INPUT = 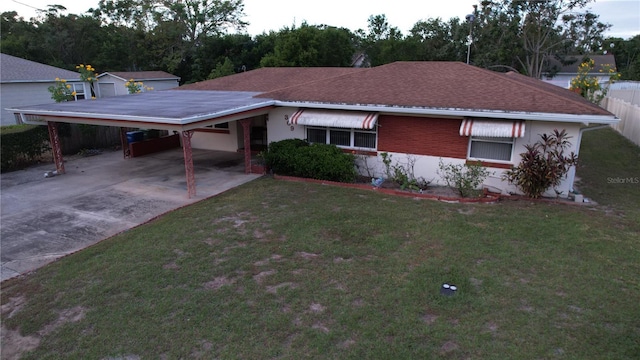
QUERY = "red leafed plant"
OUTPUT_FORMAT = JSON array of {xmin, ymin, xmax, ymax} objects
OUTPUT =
[{"xmin": 504, "ymin": 129, "xmax": 578, "ymax": 198}]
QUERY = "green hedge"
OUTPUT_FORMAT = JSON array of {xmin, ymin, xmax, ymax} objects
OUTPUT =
[
  {"xmin": 264, "ymin": 139, "xmax": 356, "ymax": 183},
  {"xmin": 1, "ymin": 125, "xmax": 50, "ymax": 172}
]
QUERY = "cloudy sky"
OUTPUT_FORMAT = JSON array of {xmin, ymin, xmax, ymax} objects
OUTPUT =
[{"xmin": 2, "ymin": 0, "xmax": 638, "ymax": 39}]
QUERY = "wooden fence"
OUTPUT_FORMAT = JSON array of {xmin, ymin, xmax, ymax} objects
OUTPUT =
[
  {"xmin": 603, "ymin": 97, "xmax": 640, "ymax": 147},
  {"xmin": 59, "ymin": 124, "xmax": 122, "ymax": 155}
]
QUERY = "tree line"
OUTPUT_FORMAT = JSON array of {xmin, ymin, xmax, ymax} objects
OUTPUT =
[{"xmin": 1, "ymin": 0, "xmax": 638, "ymax": 85}]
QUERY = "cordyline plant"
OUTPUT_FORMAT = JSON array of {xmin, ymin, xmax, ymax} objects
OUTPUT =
[{"xmin": 504, "ymin": 129, "xmax": 578, "ymax": 198}]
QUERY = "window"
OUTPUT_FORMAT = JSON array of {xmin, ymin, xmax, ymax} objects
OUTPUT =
[
  {"xmin": 306, "ymin": 127, "xmax": 377, "ymax": 150},
  {"xmin": 469, "ymin": 136, "xmax": 514, "ymax": 162},
  {"xmin": 72, "ymin": 83, "xmax": 85, "ymax": 100}
]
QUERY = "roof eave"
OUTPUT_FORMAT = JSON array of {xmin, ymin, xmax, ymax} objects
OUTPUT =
[
  {"xmin": 273, "ymin": 101, "xmax": 619, "ymax": 125},
  {"xmin": 8, "ymin": 100, "xmax": 276, "ymax": 128}
]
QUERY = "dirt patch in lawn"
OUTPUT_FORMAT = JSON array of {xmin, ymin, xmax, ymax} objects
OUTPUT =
[{"xmin": 1, "ymin": 304, "xmax": 87, "ymax": 360}]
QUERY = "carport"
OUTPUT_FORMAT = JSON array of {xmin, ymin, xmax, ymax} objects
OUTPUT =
[{"xmin": 10, "ymin": 90, "xmax": 276, "ymax": 198}]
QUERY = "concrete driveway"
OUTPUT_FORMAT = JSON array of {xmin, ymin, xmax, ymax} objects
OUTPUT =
[{"xmin": 0, "ymin": 148, "xmax": 262, "ymax": 282}]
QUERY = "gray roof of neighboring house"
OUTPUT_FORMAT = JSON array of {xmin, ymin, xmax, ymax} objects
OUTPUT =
[
  {"xmin": 0, "ymin": 53, "xmax": 81, "ymax": 83},
  {"xmin": 99, "ymin": 71, "xmax": 180, "ymax": 81},
  {"xmin": 546, "ymin": 54, "xmax": 617, "ymax": 75}
]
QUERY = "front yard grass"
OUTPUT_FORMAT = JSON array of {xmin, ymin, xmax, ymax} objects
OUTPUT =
[{"xmin": 1, "ymin": 129, "xmax": 639, "ymax": 359}]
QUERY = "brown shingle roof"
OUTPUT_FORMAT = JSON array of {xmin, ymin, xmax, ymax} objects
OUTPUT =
[
  {"xmin": 256, "ymin": 61, "xmax": 611, "ymax": 116},
  {"xmin": 177, "ymin": 67, "xmax": 364, "ymax": 92},
  {"xmin": 103, "ymin": 71, "xmax": 180, "ymax": 81}
]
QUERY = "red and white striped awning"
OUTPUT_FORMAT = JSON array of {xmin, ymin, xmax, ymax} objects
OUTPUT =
[
  {"xmin": 460, "ymin": 119, "xmax": 525, "ymax": 138},
  {"xmin": 288, "ymin": 109, "xmax": 378, "ymax": 129}
]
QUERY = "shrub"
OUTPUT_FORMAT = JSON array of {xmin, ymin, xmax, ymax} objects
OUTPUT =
[
  {"xmin": 437, "ymin": 159, "xmax": 492, "ymax": 198},
  {"xmin": 504, "ymin": 129, "xmax": 578, "ymax": 198},
  {"xmin": 381, "ymin": 152, "xmax": 430, "ymax": 191},
  {"xmin": 264, "ymin": 139, "xmax": 356, "ymax": 182},
  {"xmin": 1, "ymin": 125, "xmax": 50, "ymax": 172},
  {"xmin": 264, "ymin": 138, "xmax": 309, "ymax": 175}
]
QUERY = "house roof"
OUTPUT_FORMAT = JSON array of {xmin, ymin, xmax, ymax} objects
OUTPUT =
[
  {"xmin": 546, "ymin": 54, "xmax": 617, "ymax": 75},
  {"xmin": 99, "ymin": 71, "xmax": 180, "ymax": 81},
  {"xmin": 177, "ymin": 67, "xmax": 363, "ymax": 92},
  {"xmin": 256, "ymin": 61, "xmax": 611, "ymax": 117},
  {"xmin": 9, "ymin": 61, "xmax": 617, "ymax": 128},
  {"xmin": 0, "ymin": 53, "xmax": 81, "ymax": 83}
]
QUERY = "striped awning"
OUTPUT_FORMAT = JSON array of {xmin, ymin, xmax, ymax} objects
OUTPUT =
[
  {"xmin": 288, "ymin": 109, "xmax": 378, "ymax": 129},
  {"xmin": 460, "ymin": 119, "xmax": 525, "ymax": 138}
]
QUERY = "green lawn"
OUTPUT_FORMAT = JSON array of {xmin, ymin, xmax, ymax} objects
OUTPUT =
[{"xmin": 2, "ymin": 129, "xmax": 639, "ymax": 359}]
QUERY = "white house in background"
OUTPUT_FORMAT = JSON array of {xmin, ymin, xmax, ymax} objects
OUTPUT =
[
  {"xmin": 96, "ymin": 71, "xmax": 180, "ymax": 97},
  {"xmin": 0, "ymin": 53, "xmax": 88, "ymax": 125},
  {"xmin": 542, "ymin": 54, "xmax": 617, "ymax": 88}
]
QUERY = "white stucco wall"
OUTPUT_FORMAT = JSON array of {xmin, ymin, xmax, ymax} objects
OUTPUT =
[{"xmin": 267, "ymin": 107, "xmax": 306, "ymax": 143}]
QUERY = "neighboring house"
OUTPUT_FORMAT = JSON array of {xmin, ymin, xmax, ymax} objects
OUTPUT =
[
  {"xmin": 542, "ymin": 54, "xmax": 617, "ymax": 88},
  {"xmin": 0, "ymin": 53, "xmax": 88, "ymax": 125},
  {"xmin": 96, "ymin": 71, "xmax": 180, "ymax": 97},
  {"xmin": 10, "ymin": 62, "xmax": 617, "ymax": 198}
]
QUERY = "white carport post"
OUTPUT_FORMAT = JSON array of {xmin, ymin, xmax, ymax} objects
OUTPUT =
[{"xmin": 181, "ymin": 130, "xmax": 197, "ymax": 198}]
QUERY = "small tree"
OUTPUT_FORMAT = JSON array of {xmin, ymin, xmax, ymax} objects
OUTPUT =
[
  {"xmin": 125, "ymin": 79, "xmax": 153, "ymax": 94},
  {"xmin": 76, "ymin": 64, "xmax": 99, "ymax": 98},
  {"xmin": 504, "ymin": 129, "xmax": 578, "ymax": 198},
  {"xmin": 48, "ymin": 78, "xmax": 75, "ymax": 103},
  {"xmin": 569, "ymin": 59, "xmax": 621, "ymax": 105},
  {"xmin": 437, "ymin": 159, "xmax": 492, "ymax": 198}
]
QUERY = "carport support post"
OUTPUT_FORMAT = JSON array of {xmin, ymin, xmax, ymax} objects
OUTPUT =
[
  {"xmin": 239, "ymin": 118, "xmax": 252, "ymax": 174},
  {"xmin": 47, "ymin": 121, "xmax": 65, "ymax": 174},
  {"xmin": 181, "ymin": 130, "xmax": 197, "ymax": 198},
  {"xmin": 119, "ymin": 127, "xmax": 131, "ymax": 158}
]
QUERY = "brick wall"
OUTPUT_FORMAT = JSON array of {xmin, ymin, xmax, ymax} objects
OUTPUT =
[{"xmin": 378, "ymin": 115, "xmax": 468, "ymax": 159}]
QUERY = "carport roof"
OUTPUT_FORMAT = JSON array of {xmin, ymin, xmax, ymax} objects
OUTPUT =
[{"xmin": 10, "ymin": 90, "xmax": 275, "ymax": 129}]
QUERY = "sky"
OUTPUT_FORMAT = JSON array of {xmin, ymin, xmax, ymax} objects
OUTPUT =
[{"xmin": 2, "ymin": 0, "xmax": 639, "ymax": 39}]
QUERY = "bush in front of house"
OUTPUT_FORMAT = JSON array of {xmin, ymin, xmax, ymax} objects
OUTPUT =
[
  {"xmin": 264, "ymin": 139, "xmax": 357, "ymax": 182},
  {"xmin": 1, "ymin": 124, "xmax": 50, "ymax": 172},
  {"xmin": 437, "ymin": 159, "xmax": 492, "ymax": 198},
  {"xmin": 504, "ymin": 129, "xmax": 578, "ymax": 198}
]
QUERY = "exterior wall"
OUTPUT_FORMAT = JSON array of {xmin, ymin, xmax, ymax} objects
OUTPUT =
[
  {"xmin": 268, "ymin": 107, "xmax": 306, "ymax": 143},
  {"xmin": 191, "ymin": 125, "xmax": 240, "ymax": 152},
  {"xmin": 378, "ymin": 115, "xmax": 468, "ymax": 158},
  {"xmin": 264, "ymin": 109, "xmax": 582, "ymax": 198},
  {"xmin": 543, "ymin": 74, "xmax": 612, "ymax": 89},
  {"xmin": 1, "ymin": 81, "xmax": 85, "ymax": 125},
  {"xmin": 96, "ymin": 75, "xmax": 179, "ymax": 97}
]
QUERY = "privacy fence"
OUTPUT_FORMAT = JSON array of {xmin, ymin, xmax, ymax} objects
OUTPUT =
[{"xmin": 603, "ymin": 96, "xmax": 640, "ymax": 147}]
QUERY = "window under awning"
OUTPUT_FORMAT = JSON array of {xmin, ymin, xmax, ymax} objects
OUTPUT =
[
  {"xmin": 288, "ymin": 109, "xmax": 378, "ymax": 129},
  {"xmin": 460, "ymin": 119, "xmax": 525, "ymax": 138}
]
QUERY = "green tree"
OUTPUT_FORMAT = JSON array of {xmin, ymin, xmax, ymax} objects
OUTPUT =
[
  {"xmin": 472, "ymin": 0, "xmax": 610, "ymax": 77},
  {"xmin": 260, "ymin": 23, "xmax": 355, "ymax": 67},
  {"xmin": 207, "ymin": 57, "xmax": 235, "ymax": 79}
]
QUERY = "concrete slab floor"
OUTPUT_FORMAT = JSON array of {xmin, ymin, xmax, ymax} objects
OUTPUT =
[{"xmin": 0, "ymin": 148, "xmax": 262, "ymax": 282}]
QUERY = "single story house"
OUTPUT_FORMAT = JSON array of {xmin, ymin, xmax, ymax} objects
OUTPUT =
[
  {"xmin": 8, "ymin": 61, "xmax": 617, "ymax": 198},
  {"xmin": 542, "ymin": 54, "xmax": 617, "ymax": 88},
  {"xmin": 96, "ymin": 71, "xmax": 180, "ymax": 97},
  {"xmin": 0, "ymin": 53, "xmax": 88, "ymax": 125}
]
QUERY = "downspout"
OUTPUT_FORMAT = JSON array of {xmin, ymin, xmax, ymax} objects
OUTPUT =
[{"xmin": 568, "ymin": 124, "xmax": 612, "ymax": 193}]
